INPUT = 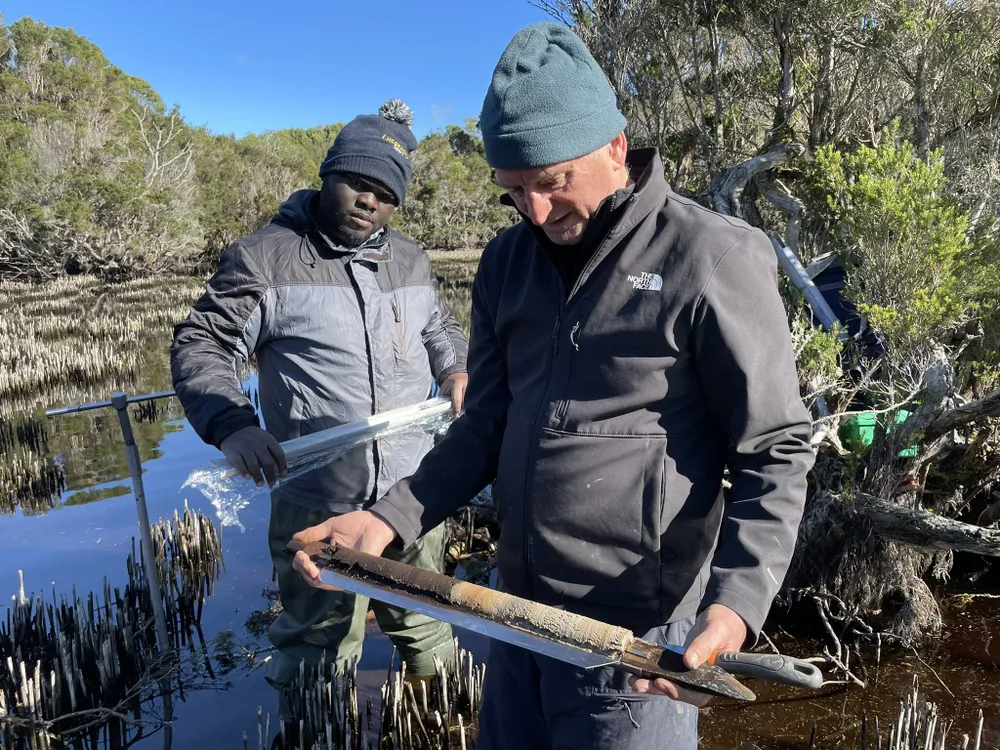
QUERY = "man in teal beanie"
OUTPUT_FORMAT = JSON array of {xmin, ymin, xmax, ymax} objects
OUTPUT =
[{"xmin": 291, "ymin": 22, "xmax": 814, "ymax": 749}]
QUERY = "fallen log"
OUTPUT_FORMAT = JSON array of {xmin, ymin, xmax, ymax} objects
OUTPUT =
[
  {"xmin": 859, "ymin": 494, "xmax": 1000, "ymax": 557},
  {"xmin": 923, "ymin": 387, "xmax": 1000, "ymax": 443}
]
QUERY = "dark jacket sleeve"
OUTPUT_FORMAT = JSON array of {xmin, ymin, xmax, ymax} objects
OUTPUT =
[
  {"xmin": 418, "ymin": 255, "xmax": 469, "ymax": 381},
  {"xmin": 371, "ymin": 250, "xmax": 509, "ymax": 547},
  {"xmin": 692, "ymin": 228, "xmax": 815, "ymax": 640},
  {"xmin": 170, "ymin": 242, "xmax": 268, "ymax": 448}
]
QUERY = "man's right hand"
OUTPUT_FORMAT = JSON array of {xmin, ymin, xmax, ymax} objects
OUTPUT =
[
  {"xmin": 219, "ymin": 426, "xmax": 287, "ymax": 487},
  {"xmin": 291, "ymin": 510, "xmax": 397, "ymax": 589}
]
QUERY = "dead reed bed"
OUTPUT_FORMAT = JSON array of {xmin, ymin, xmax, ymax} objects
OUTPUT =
[
  {"xmin": 804, "ymin": 677, "xmax": 988, "ymax": 750},
  {"xmin": 0, "ymin": 506, "xmax": 224, "ymax": 748},
  {"xmin": 443, "ymin": 499, "xmax": 497, "ymax": 587},
  {"xmin": 0, "ymin": 398, "xmax": 185, "ymax": 517},
  {"xmin": 253, "ymin": 646, "xmax": 988, "ymax": 750},
  {"xmin": 0, "ymin": 275, "xmax": 203, "ymax": 412},
  {"xmin": 427, "ymin": 250, "xmax": 480, "ymax": 335},
  {"xmin": 874, "ymin": 678, "xmax": 985, "ymax": 750},
  {"xmin": 151, "ymin": 500, "xmax": 225, "ymax": 646},
  {"xmin": 253, "ymin": 640, "xmax": 484, "ymax": 750},
  {"xmin": 0, "ymin": 275, "xmax": 199, "ymax": 516},
  {"xmin": 0, "ymin": 413, "xmax": 66, "ymax": 516}
]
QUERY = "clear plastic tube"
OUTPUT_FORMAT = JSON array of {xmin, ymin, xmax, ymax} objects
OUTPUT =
[{"xmin": 182, "ymin": 398, "xmax": 456, "ymax": 530}]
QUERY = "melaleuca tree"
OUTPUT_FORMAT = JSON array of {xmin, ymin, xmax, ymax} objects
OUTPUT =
[{"xmin": 395, "ymin": 121, "xmax": 515, "ymax": 250}]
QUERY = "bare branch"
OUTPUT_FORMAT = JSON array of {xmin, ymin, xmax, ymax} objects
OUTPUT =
[
  {"xmin": 705, "ymin": 141, "xmax": 805, "ymax": 219},
  {"xmin": 923, "ymin": 389, "xmax": 1000, "ymax": 443},
  {"xmin": 758, "ymin": 177, "xmax": 804, "ymax": 253},
  {"xmin": 812, "ymin": 595, "xmax": 867, "ymax": 688}
]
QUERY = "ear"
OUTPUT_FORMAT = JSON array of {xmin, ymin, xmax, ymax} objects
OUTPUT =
[{"xmin": 608, "ymin": 131, "xmax": 628, "ymax": 167}]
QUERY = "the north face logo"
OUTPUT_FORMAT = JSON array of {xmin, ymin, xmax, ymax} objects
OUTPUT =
[{"xmin": 627, "ymin": 272, "xmax": 663, "ymax": 291}]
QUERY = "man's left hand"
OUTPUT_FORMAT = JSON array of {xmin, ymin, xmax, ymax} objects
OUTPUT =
[
  {"xmin": 440, "ymin": 372, "xmax": 468, "ymax": 415},
  {"xmin": 629, "ymin": 604, "xmax": 748, "ymax": 707}
]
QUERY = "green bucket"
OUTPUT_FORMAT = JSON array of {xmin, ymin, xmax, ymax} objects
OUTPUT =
[{"xmin": 838, "ymin": 409, "xmax": 918, "ymax": 458}]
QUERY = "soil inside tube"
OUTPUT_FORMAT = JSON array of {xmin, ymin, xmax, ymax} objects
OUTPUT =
[{"xmin": 317, "ymin": 543, "xmax": 636, "ymax": 657}]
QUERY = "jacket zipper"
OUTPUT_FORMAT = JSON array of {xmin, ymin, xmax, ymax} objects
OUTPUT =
[
  {"xmin": 346, "ymin": 262, "xmax": 380, "ymax": 505},
  {"xmin": 551, "ymin": 227, "xmax": 620, "ymax": 423},
  {"xmin": 553, "ymin": 319, "xmax": 582, "ymax": 423},
  {"xmin": 518, "ymin": 287, "xmax": 566, "ymax": 595},
  {"xmin": 566, "ymin": 193, "xmax": 638, "ymax": 302},
  {"xmin": 519, "ymin": 221, "xmax": 630, "ymax": 593}
]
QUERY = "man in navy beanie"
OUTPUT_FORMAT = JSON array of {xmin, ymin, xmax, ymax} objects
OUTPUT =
[
  {"xmin": 171, "ymin": 100, "xmax": 469, "ymax": 734},
  {"xmin": 292, "ymin": 24, "xmax": 814, "ymax": 749}
]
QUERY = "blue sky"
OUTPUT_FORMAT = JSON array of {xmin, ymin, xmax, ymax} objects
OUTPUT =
[{"xmin": 4, "ymin": 0, "xmax": 553, "ymax": 139}]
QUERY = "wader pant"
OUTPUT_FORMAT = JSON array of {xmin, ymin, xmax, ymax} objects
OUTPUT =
[
  {"xmin": 476, "ymin": 616, "xmax": 698, "ymax": 750},
  {"xmin": 265, "ymin": 497, "xmax": 454, "ymax": 716}
]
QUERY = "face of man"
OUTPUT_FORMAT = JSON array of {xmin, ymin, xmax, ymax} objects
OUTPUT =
[
  {"xmin": 317, "ymin": 172, "xmax": 398, "ymax": 247},
  {"xmin": 494, "ymin": 132, "xmax": 629, "ymax": 246}
]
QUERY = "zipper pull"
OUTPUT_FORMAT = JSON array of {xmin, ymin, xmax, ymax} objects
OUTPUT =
[
  {"xmin": 391, "ymin": 298, "xmax": 401, "ymax": 322},
  {"xmin": 570, "ymin": 321, "xmax": 581, "ymax": 351}
]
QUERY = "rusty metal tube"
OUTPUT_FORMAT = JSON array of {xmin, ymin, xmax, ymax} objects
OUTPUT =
[{"xmin": 294, "ymin": 542, "xmax": 634, "ymax": 658}]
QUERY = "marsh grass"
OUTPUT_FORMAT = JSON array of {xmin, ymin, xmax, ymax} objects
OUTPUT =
[
  {"xmin": 261, "ymin": 639, "xmax": 484, "ymax": 750},
  {"xmin": 0, "ymin": 506, "xmax": 225, "ymax": 748},
  {"xmin": 0, "ymin": 258, "xmax": 477, "ymax": 412},
  {"xmin": 0, "ymin": 276, "xmax": 204, "ymax": 412},
  {"xmin": 0, "ymin": 276, "xmax": 203, "ymax": 515},
  {"xmin": 0, "ymin": 257, "xmax": 476, "ymax": 516},
  {"xmin": 429, "ymin": 249, "xmax": 480, "ymax": 335}
]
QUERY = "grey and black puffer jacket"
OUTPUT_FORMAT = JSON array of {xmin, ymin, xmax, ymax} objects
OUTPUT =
[{"xmin": 171, "ymin": 190, "xmax": 468, "ymax": 512}]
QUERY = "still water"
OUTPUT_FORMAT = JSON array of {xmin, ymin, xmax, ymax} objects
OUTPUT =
[
  {"xmin": 1, "ymin": 370, "xmax": 285, "ymax": 747},
  {"xmin": 0, "ymin": 280, "xmax": 997, "ymax": 749}
]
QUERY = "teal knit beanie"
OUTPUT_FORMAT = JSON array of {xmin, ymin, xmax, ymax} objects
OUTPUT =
[{"xmin": 480, "ymin": 22, "xmax": 627, "ymax": 170}]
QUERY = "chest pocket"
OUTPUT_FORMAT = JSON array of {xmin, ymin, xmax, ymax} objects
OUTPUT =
[{"xmin": 390, "ymin": 294, "xmax": 408, "ymax": 361}]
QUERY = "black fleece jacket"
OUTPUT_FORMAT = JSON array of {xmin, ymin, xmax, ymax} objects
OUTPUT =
[{"xmin": 372, "ymin": 149, "xmax": 815, "ymax": 638}]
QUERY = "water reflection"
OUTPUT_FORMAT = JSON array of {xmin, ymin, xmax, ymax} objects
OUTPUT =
[
  {"xmin": 0, "ymin": 276, "xmax": 279, "ymax": 748},
  {"xmin": 0, "ymin": 506, "xmax": 225, "ymax": 750},
  {"xmin": 0, "ymin": 277, "xmax": 996, "ymax": 749},
  {"xmin": 0, "ymin": 277, "xmax": 202, "ymax": 518}
]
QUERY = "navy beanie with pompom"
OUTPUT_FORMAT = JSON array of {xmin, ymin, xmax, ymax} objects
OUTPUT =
[{"xmin": 319, "ymin": 99, "xmax": 418, "ymax": 204}]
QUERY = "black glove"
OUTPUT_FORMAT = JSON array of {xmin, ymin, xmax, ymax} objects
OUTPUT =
[{"xmin": 219, "ymin": 426, "xmax": 288, "ymax": 487}]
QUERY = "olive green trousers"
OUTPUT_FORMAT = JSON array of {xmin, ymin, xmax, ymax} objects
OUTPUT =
[{"xmin": 264, "ymin": 497, "xmax": 454, "ymax": 712}]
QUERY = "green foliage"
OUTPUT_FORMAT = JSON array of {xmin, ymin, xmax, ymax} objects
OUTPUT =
[
  {"xmin": 956, "ymin": 234, "xmax": 1000, "ymax": 389},
  {"xmin": 191, "ymin": 127, "xmax": 322, "ymax": 261},
  {"xmin": 958, "ymin": 233, "xmax": 1000, "ymax": 310},
  {"xmin": 265, "ymin": 124, "xmax": 344, "ymax": 187},
  {"xmin": 395, "ymin": 120, "xmax": 515, "ymax": 250},
  {"xmin": 797, "ymin": 318, "xmax": 845, "ymax": 387},
  {"xmin": 805, "ymin": 123, "xmax": 970, "ymax": 351},
  {"xmin": 0, "ymin": 119, "xmax": 33, "ymax": 207},
  {"xmin": 0, "ymin": 18, "xmax": 198, "ymax": 277},
  {"xmin": 0, "ymin": 17, "xmax": 510, "ymax": 280}
]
